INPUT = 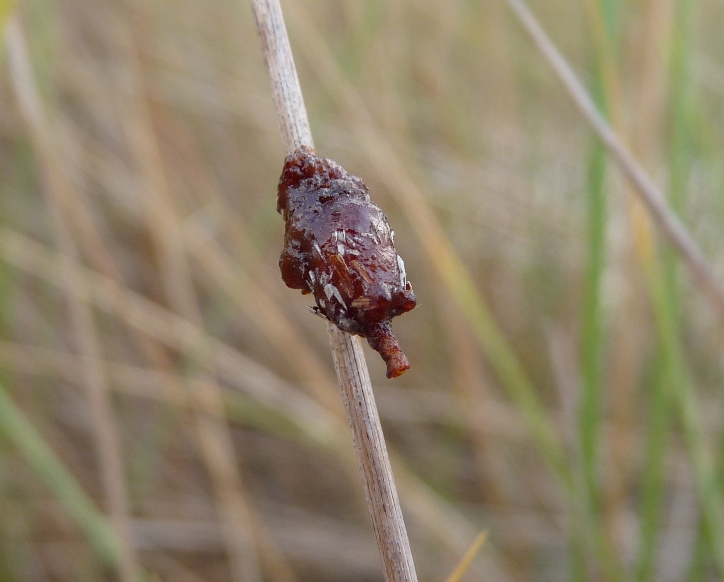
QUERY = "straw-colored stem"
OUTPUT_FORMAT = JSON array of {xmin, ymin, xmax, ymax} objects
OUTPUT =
[
  {"xmin": 249, "ymin": 0, "xmax": 313, "ymax": 153},
  {"xmin": 327, "ymin": 325, "xmax": 418, "ymax": 581},
  {"xmin": 248, "ymin": 0, "xmax": 418, "ymax": 579}
]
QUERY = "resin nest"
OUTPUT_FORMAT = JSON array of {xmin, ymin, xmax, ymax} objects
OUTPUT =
[{"xmin": 277, "ymin": 146, "xmax": 417, "ymax": 378}]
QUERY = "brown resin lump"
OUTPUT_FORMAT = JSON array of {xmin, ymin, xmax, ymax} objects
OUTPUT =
[{"xmin": 277, "ymin": 146, "xmax": 417, "ymax": 378}]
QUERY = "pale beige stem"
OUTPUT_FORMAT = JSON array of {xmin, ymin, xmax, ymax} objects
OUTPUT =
[
  {"xmin": 249, "ymin": 0, "xmax": 314, "ymax": 153},
  {"xmin": 249, "ymin": 0, "xmax": 418, "ymax": 579},
  {"xmin": 327, "ymin": 325, "xmax": 418, "ymax": 581}
]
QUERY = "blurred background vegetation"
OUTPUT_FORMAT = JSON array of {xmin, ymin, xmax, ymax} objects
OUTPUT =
[{"xmin": 0, "ymin": 0, "xmax": 723, "ymax": 580}]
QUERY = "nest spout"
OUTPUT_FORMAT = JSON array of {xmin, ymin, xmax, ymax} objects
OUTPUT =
[{"xmin": 365, "ymin": 321, "xmax": 410, "ymax": 378}]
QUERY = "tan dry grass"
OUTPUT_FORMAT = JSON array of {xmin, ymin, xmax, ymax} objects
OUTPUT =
[{"xmin": 0, "ymin": 0, "xmax": 723, "ymax": 580}]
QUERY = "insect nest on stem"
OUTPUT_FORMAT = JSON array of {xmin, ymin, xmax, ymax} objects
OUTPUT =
[{"xmin": 277, "ymin": 146, "xmax": 417, "ymax": 378}]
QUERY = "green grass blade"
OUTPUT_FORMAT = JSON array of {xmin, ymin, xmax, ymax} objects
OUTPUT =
[
  {"xmin": 635, "ymin": 265, "xmax": 674, "ymax": 582},
  {"xmin": 0, "ymin": 385, "xmax": 122, "ymax": 568},
  {"xmin": 574, "ymin": 137, "xmax": 607, "ymax": 582},
  {"xmin": 577, "ymin": 4, "xmax": 629, "ymax": 579},
  {"xmin": 579, "ymin": 126, "xmax": 606, "ymax": 518},
  {"xmin": 666, "ymin": 0, "xmax": 724, "ymax": 577}
]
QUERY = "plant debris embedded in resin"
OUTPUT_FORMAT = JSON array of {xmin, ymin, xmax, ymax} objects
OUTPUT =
[{"xmin": 277, "ymin": 146, "xmax": 417, "ymax": 378}]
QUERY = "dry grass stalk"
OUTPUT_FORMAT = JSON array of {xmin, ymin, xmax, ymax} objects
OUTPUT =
[
  {"xmin": 117, "ymin": 10, "xmax": 266, "ymax": 579},
  {"xmin": 5, "ymin": 16, "xmax": 140, "ymax": 582},
  {"xmin": 444, "ymin": 531, "xmax": 488, "ymax": 582},
  {"xmin": 248, "ymin": 0, "xmax": 418, "ymax": 580}
]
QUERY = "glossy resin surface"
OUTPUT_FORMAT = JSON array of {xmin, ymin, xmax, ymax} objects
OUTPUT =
[{"xmin": 278, "ymin": 146, "xmax": 417, "ymax": 377}]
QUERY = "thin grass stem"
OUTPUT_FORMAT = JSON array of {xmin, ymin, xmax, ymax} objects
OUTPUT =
[
  {"xmin": 248, "ymin": 1, "xmax": 418, "ymax": 579},
  {"xmin": 634, "ymin": 2, "xmax": 682, "ymax": 579}
]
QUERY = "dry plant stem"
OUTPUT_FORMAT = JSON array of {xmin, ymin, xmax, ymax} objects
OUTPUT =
[
  {"xmin": 249, "ymin": 0, "xmax": 313, "ymax": 152},
  {"xmin": 327, "ymin": 325, "xmax": 418, "ymax": 581},
  {"xmin": 249, "ymin": 0, "xmax": 418, "ymax": 579},
  {"xmin": 504, "ymin": 0, "xmax": 724, "ymax": 320},
  {"xmin": 5, "ymin": 17, "xmax": 139, "ymax": 582}
]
